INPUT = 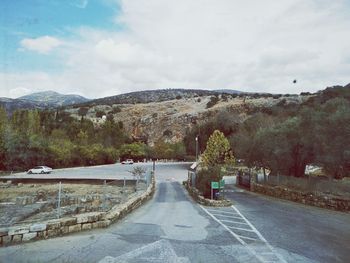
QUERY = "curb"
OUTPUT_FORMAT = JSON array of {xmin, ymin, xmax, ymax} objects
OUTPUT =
[{"xmin": 183, "ymin": 182, "xmax": 232, "ymax": 207}]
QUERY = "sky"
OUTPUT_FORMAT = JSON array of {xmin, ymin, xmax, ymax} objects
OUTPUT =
[{"xmin": 0, "ymin": 0, "xmax": 350, "ymax": 99}]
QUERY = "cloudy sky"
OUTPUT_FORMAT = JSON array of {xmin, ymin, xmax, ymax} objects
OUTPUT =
[{"xmin": 1, "ymin": 0, "xmax": 350, "ymax": 99}]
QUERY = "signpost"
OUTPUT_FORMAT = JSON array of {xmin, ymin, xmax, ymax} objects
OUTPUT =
[
  {"xmin": 211, "ymin": 181, "xmax": 219, "ymax": 200},
  {"xmin": 211, "ymin": 180, "xmax": 225, "ymax": 200}
]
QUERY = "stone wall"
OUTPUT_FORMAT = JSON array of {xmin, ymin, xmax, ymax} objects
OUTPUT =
[
  {"xmin": 184, "ymin": 182, "xmax": 232, "ymax": 207},
  {"xmin": 0, "ymin": 177, "xmax": 155, "ymax": 247},
  {"xmin": 251, "ymin": 182, "xmax": 350, "ymax": 212}
]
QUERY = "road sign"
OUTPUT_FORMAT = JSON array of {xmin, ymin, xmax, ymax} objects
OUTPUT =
[{"xmin": 211, "ymin": 182, "xmax": 219, "ymax": 189}]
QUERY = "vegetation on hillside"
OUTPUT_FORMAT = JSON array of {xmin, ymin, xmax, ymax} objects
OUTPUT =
[
  {"xmin": 185, "ymin": 86, "xmax": 350, "ymax": 179},
  {"xmin": 0, "ymin": 108, "xmax": 186, "ymax": 171}
]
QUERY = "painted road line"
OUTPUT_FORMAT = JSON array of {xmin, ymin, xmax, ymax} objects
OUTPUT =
[
  {"xmin": 235, "ymin": 234, "xmax": 259, "ymax": 242},
  {"xmin": 227, "ymin": 226, "xmax": 255, "ymax": 232},
  {"xmin": 231, "ymin": 205, "xmax": 288, "ymax": 263},
  {"xmin": 200, "ymin": 205, "xmax": 272, "ymax": 263},
  {"xmin": 205, "ymin": 208, "xmax": 238, "ymax": 215},
  {"xmin": 201, "ymin": 205, "xmax": 288, "ymax": 263},
  {"xmin": 220, "ymin": 219, "xmax": 249, "ymax": 225},
  {"xmin": 210, "ymin": 213, "xmax": 245, "ymax": 220}
]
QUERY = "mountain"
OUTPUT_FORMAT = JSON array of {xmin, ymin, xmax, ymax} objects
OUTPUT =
[
  {"xmin": 214, "ymin": 89, "xmax": 244, "ymax": 94},
  {"xmin": 76, "ymin": 89, "xmax": 232, "ymax": 107},
  {"xmin": 19, "ymin": 91, "xmax": 89, "ymax": 107},
  {"xmin": 0, "ymin": 97, "xmax": 48, "ymax": 114}
]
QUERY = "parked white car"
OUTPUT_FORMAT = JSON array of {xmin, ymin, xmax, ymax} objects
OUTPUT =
[
  {"xmin": 121, "ymin": 159, "xmax": 134, "ymax": 165},
  {"xmin": 27, "ymin": 166, "xmax": 52, "ymax": 174}
]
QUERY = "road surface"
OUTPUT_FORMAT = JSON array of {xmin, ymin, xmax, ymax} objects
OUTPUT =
[{"xmin": 0, "ymin": 163, "xmax": 349, "ymax": 262}]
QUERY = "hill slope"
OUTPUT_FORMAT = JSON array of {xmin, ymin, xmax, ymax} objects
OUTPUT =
[
  {"xmin": 77, "ymin": 89, "xmax": 224, "ymax": 107},
  {"xmin": 19, "ymin": 91, "xmax": 89, "ymax": 107}
]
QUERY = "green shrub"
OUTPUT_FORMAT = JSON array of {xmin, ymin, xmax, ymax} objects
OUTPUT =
[
  {"xmin": 206, "ymin": 96, "xmax": 219, "ymax": 109},
  {"xmin": 196, "ymin": 166, "xmax": 222, "ymax": 198}
]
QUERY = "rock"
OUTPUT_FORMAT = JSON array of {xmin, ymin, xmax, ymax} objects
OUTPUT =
[
  {"xmin": 47, "ymin": 229, "xmax": 60, "ymax": 237},
  {"xmin": 92, "ymin": 220, "xmax": 111, "ymax": 229},
  {"xmin": 1, "ymin": 235, "xmax": 11, "ymax": 245},
  {"xmin": 75, "ymin": 212, "xmax": 101, "ymax": 224},
  {"xmin": 12, "ymin": 234, "xmax": 22, "ymax": 243},
  {"xmin": 0, "ymin": 228, "xmax": 8, "ymax": 237},
  {"xmin": 60, "ymin": 217, "xmax": 77, "ymax": 226},
  {"xmin": 30, "ymin": 223, "xmax": 46, "ymax": 232},
  {"xmin": 46, "ymin": 220, "xmax": 61, "ymax": 230},
  {"xmin": 37, "ymin": 231, "xmax": 47, "ymax": 239},
  {"xmin": 68, "ymin": 224, "xmax": 81, "ymax": 233},
  {"xmin": 75, "ymin": 215, "xmax": 88, "ymax": 224},
  {"xmin": 82, "ymin": 223, "xmax": 92, "ymax": 231},
  {"xmin": 60, "ymin": 226, "xmax": 69, "ymax": 235},
  {"xmin": 8, "ymin": 226, "xmax": 29, "ymax": 236},
  {"xmin": 22, "ymin": 232, "xmax": 37, "ymax": 241}
]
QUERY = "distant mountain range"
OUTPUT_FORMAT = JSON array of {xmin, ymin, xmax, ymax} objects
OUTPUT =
[
  {"xmin": 0, "ymin": 91, "xmax": 89, "ymax": 114},
  {"xmin": 18, "ymin": 91, "xmax": 89, "ymax": 106},
  {"xmin": 74, "ymin": 89, "xmax": 248, "ymax": 108},
  {"xmin": 1, "ymin": 84, "xmax": 348, "ymax": 113}
]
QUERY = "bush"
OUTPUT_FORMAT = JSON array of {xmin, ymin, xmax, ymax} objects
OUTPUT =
[
  {"xmin": 196, "ymin": 166, "xmax": 222, "ymax": 198},
  {"xmin": 96, "ymin": 110, "xmax": 106, "ymax": 118},
  {"xmin": 206, "ymin": 96, "xmax": 219, "ymax": 109},
  {"xmin": 112, "ymin": 106, "xmax": 122, "ymax": 114}
]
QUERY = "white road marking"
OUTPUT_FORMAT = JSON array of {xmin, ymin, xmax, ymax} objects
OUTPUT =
[
  {"xmin": 235, "ymin": 234, "xmax": 259, "ymax": 241},
  {"xmin": 211, "ymin": 213, "xmax": 245, "ymax": 220},
  {"xmin": 205, "ymin": 208, "xmax": 238, "ymax": 215},
  {"xmin": 200, "ymin": 205, "xmax": 288, "ymax": 263},
  {"xmin": 227, "ymin": 226, "xmax": 255, "ymax": 232},
  {"xmin": 220, "ymin": 219, "xmax": 249, "ymax": 225}
]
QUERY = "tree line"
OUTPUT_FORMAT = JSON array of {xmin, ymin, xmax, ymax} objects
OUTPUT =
[{"xmin": 0, "ymin": 108, "xmax": 185, "ymax": 171}]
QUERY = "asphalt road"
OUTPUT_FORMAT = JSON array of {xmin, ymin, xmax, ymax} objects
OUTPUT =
[{"xmin": 0, "ymin": 163, "xmax": 349, "ymax": 263}]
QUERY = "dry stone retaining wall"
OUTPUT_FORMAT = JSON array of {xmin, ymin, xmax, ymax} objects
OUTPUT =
[
  {"xmin": 0, "ymin": 177, "xmax": 155, "ymax": 247},
  {"xmin": 251, "ymin": 182, "xmax": 350, "ymax": 212}
]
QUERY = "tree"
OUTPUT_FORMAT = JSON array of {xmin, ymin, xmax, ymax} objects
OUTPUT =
[
  {"xmin": 0, "ymin": 107, "xmax": 8, "ymax": 169},
  {"xmin": 201, "ymin": 130, "xmax": 234, "ymax": 167},
  {"xmin": 78, "ymin": 107, "xmax": 89, "ymax": 119},
  {"xmin": 315, "ymin": 98, "xmax": 350, "ymax": 179},
  {"xmin": 119, "ymin": 143, "xmax": 146, "ymax": 161}
]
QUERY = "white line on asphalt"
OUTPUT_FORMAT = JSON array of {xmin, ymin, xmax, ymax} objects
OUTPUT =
[
  {"xmin": 205, "ymin": 209, "xmax": 238, "ymax": 215},
  {"xmin": 235, "ymin": 234, "xmax": 259, "ymax": 242},
  {"xmin": 220, "ymin": 219, "xmax": 249, "ymax": 225},
  {"xmin": 210, "ymin": 213, "xmax": 245, "ymax": 220},
  {"xmin": 227, "ymin": 226, "xmax": 255, "ymax": 232},
  {"xmin": 200, "ymin": 205, "xmax": 288, "ymax": 263},
  {"xmin": 200, "ymin": 206, "xmax": 270, "ymax": 263},
  {"xmin": 231, "ymin": 205, "xmax": 288, "ymax": 263}
]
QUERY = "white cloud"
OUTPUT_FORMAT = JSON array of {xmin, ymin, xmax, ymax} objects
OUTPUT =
[
  {"xmin": 20, "ymin": 36, "xmax": 62, "ymax": 54},
  {"xmin": 2, "ymin": 0, "xmax": 350, "ymax": 98},
  {"xmin": 9, "ymin": 87, "xmax": 32, "ymax": 98}
]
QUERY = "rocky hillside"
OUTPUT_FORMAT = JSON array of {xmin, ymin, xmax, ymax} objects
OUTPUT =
[
  {"xmin": 67, "ymin": 92, "xmax": 310, "ymax": 145},
  {"xmin": 19, "ymin": 91, "xmax": 89, "ymax": 107},
  {"xmin": 75, "ymin": 89, "xmax": 242, "ymax": 107}
]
